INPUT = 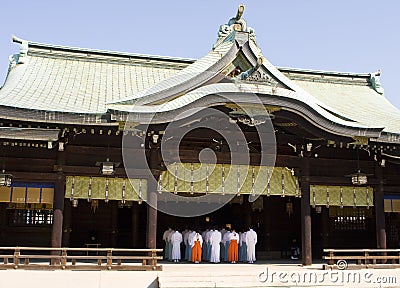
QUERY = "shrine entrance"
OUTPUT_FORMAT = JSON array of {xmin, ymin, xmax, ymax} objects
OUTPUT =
[{"xmin": 157, "ymin": 195, "xmax": 302, "ymax": 260}]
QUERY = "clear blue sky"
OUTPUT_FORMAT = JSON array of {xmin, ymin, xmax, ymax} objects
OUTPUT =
[{"xmin": 1, "ymin": 0, "xmax": 399, "ymax": 109}]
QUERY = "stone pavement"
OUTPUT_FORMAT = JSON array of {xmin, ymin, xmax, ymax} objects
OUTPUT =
[
  {"xmin": 0, "ymin": 269, "xmax": 158, "ymax": 288},
  {"xmin": 0, "ymin": 261, "xmax": 399, "ymax": 288}
]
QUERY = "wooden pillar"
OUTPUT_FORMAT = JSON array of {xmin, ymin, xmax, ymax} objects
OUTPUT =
[
  {"xmin": 146, "ymin": 189, "xmax": 158, "ymax": 249},
  {"xmin": 0, "ymin": 203, "xmax": 6, "ymax": 245},
  {"xmin": 131, "ymin": 202, "xmax": 140, "ymax": 248},
  {"xmin": 51, "ymin": 172, "xmax": 65, "ymax": 265},
  {"xmin": 146, "ymin": 145, "xmax": 159, "ymax": 253},
  {"xmin": 375, "ymin": 165, "xmax": 386, "ymax": 249},
  {"xmin": 51, "ymin": 148, "xmax": 66, "ymax": 262},
  {"xmin": 300, "ymin": 157, "xmax": 312, "ymax": 265},
  {"xmin": 51, "ymin": 172, "xmax": 65, "ymax": 249},
  {"xmin": 62, "ymin": 200, "xmax": 72, "ymax": 247}
]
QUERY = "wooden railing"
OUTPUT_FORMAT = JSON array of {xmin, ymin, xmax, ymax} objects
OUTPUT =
[
  {"xmin": 323, "ymin": 249, "xmax": 400, "ymax": 269},
  {"xmin": 0, "ymin": 247, "xmax": 163, "ymax": 271}
]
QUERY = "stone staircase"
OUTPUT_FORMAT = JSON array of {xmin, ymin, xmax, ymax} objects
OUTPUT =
[
  {"xmin": 158, "ymin": 263, "xmax": 281, "ymax": 288},
  {"xmin": 157, "ymin": 262, "xmax": 400, "ymax": 288}
]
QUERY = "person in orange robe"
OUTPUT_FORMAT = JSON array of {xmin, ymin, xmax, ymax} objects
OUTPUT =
[
  {"xmin": 190, "ymin": 231, "xmax": 203, "ymax": 263},
  {"xmin": 228, "ymin": 229, "xmax": 239, "ymax": 263}
]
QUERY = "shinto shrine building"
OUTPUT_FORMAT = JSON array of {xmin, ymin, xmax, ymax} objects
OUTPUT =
[{"xmin": 0, "ymin": 6, "xmax": 399, "ymax": 265}]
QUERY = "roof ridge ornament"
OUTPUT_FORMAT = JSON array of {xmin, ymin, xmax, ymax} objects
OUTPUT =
[
  {"xmin": 235, "ymin": 57, "xmax": 279, "ymax": 86},
  {"xmin": 236, "ymin": 57, "xmax": 264, "ymax": 80},
  {"xmin": 228, "ymin": 4, "xmax": 246, "ymax": 31},
  {"xmin": 369, "ymin": 70, "xmax": 384, "ymax": 94},
  {"xmin": 11, "ymin": 35, "xmax": 28, "ymax": 65},
  {"xmin": 213, "ymin": 4, "xmax": 257, "ymax": 49}
]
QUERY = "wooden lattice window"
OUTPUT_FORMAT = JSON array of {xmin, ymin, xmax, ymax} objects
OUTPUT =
[
  {"xmin": 388, "ymin": 223, "xmax": 399, "ymax": 246},
  {"xmin": 8, "ymin": 209, "xmax": 53, "ymax": 226},
  {"xmin": 333, "ymin": 215, "xmax": 366, "ymax": 231}
]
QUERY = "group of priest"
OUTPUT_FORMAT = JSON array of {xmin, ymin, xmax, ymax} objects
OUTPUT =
[{"xmin": 162, "ymin": 227, "xmax": 258, "ymax": 264}]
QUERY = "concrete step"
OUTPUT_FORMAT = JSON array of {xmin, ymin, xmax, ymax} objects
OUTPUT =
[
  {"xmin": 157, "ymin": 263, "xmax": 350, "ymax": 288},
  {"xmin": 158, "ymin": 272, "xmax": 262, "ymax": 288},
  {"xmin": 158, "ymin": 282, "xmax": 266, "ymax": 288},
  {"xmin": 159, "ymin": 275, "xmax": 259, "ymax": 280},
  {"xmin": 160, "ymin": 263, "xmax": 265, "ymax": 274},
  {"xmin": 160, "ymin": 271, "xmax": 260, "ymax": 277},
  {"xmin": 158, "ymin": 281, "xmax": 269, "ymax": 288},
  {"xmin": 158, "ymin": 279, "xmax": 341, "ymax": 288}
]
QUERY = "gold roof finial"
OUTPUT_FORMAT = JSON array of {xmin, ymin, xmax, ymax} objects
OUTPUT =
[{"xmin": 236, "ymin": 4, "xmax": 245, "ymax": 21}]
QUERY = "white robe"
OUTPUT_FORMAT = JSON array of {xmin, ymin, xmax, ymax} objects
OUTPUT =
[
  {"xmin": 229, "ymin": 232, "xmax": 239, "ymax": 242},
  {"xmin": 189, "ymin": 232, "xmax": 203, "ymax": 247},
  {"xmin": 166, "ymin": 230, "xmax": 175, "ymax": 260},
  {"xmin": 210, "ymin": 230, "xmax": 222, "ymax": 263},
  {"xmin": 171, "ymin": 231, "xmax": 183, "ymax": 260},
  {"xmin": 245, "ymin": 229, "xmax": 257, "ymax": 262},
  {"xmin": 223, "ymin": 231, "xmax": 231, "ymax": 246}
]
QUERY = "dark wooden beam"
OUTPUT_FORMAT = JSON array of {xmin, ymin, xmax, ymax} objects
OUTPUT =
[
  {"xmin": 53, "ymin": 165, "xmax": 151, "ymax": 178},
  {"xmin": 382, "ymin": 186, "xmax": 400, "ymax": 193},
  {"xmin": 308, "ymin": 176, "xmax": 381, "ymax": 186},
  {"xmin": 275, "ymin": 110, "xmax": 354, "ymax": 143},
  {"xmin": 12, "ymin": 172, "xmax": 58, "ymax": 182},
  {"xmin": 374, "ymin": 165, "xmax": 386, "ymax": 250},
  {"xmin": 0, "ymin": 157, "xmax": 55, "ymax": 173},
  {"xmin": 65, "ymin": 145, "xmax": 124, "ymax": 155},
  {"xmin": 146, "ymin": 146, "xmax": 159, "ymax": 261},
  {"xmin": 51, "ymin": 172, "xmax": 65, "ymax": 263},
  {"xmin": 51, "ymin": 150, "xmax": 66, "ymax": 259},
  {"xmin": 300, "ymin": 156, "xmax": 312, "ymax": 265}
]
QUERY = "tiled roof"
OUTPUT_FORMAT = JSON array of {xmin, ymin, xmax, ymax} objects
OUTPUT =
[
  {"xmin": 0, "ymin": 35, "xmax": 399, "ymax": 139},
  {"xmin": 0, "ymin": 38, "xmax": 190, "ymax": 114},
  {"xmin": 110, "ymin": 40, "xmax": 234, "ymax": 106},
  {"xmin": 292, "ymin": 79, "xmax": 400, "ymax": 135}
]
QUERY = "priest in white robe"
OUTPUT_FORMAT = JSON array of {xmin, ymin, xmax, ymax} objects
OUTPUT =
[
  {"xmin": 186, "ymin": 230, "xmax": 196, "ymax": 261},
  {"xmin": 210, "ymin": 229, "xmax": 222, "ymax": 263},
  {"xmin": 245, "ymin": 228, "xmax": 257, "ymax": 263},
  {"xmin": 171, "ymin": 230, "xmax": 183, "ymax": 262}
]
